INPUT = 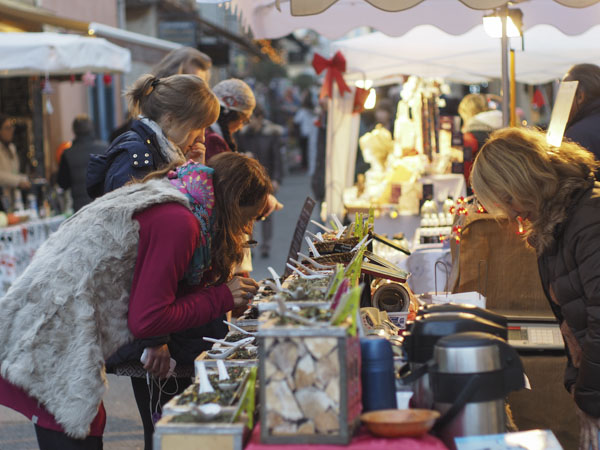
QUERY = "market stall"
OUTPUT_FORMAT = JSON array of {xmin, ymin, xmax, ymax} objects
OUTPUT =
[
  {"xmin": 150, "ymin": 214, "xmax": 562, "ymax": 449},
  {"xmin": 204, "ymin": 0, "xmax": 600, "ymax": 220},
  {"xmin": 326, "ymin": 22, "xmax": 600, "ymax": 220},
  {"xmin": 0, "ymin": 32, "xmax": 130, "ymax": 294}
]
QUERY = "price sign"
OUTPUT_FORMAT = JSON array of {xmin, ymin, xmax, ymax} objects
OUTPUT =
[{"xmin": 283, "ymin": 197, "xmax": 316, "ymax": 277}]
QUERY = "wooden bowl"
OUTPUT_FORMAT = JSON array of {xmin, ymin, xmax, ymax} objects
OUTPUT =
[{"xmin": 361, "ymin": 409, "xmax": 440, "ymax": 438}]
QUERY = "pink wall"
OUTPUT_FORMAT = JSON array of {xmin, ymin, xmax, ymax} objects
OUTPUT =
[
  {"xmin": 41, "ymin": 0, "xmax": 117, "ymax": 27},
  {"xmin": 41, "ymin": 0, "xmax": 122, "ymax": 174}
]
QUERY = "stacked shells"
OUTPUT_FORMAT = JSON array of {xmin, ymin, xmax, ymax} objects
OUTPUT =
[{"xmin": 263, "ymin": 336, "xmax": 341, "ymax": 436}]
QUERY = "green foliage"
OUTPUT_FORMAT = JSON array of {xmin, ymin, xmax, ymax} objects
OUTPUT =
[
  {"xmin": 250, "ymin": 59, "xmax": 287, "ymax": 83},
  {"xmin": 293, "ymin": 73, "xmax": 316, "ymax": 90}
]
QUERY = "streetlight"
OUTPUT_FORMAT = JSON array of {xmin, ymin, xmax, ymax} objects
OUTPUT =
[{"xmin": 483, "ymin": 8, "xmax": 523, "ymax": 38}]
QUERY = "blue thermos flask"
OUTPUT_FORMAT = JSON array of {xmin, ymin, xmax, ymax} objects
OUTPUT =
[{"xmin": 360, "ymin": 337, "xmax": 397, "ymax": 412}]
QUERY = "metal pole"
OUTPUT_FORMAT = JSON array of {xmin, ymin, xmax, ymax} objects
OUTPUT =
[
  {"xmin": 510, "ymin": 49, "xmax": 516, "ymax": 127},
  {"xmin": 501, "ymin": 6, "xmax": 510, "ymax": 127}
]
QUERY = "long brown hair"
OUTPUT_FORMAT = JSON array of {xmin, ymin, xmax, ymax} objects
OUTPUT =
[
  {"xmin": 142, "ymin": 154, "xmax": 272, "ymax": 283},
  {"xmin": 207, "ymin": 153, "xmax": 272, "ymax": 282},
  {"xmin": 125, "ymin": 74, "xmax": 219, "ymax": 131}
]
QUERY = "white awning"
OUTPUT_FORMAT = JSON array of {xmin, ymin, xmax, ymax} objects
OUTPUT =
[
  {"xmin": 0, "ymin": 32, "xmax": 131, "ymax": 77},
  {"xmin": 332, "ymin": 24, "xmax": 600, "ymax": 85},
  {"xmin": 214, "ymin": 0, "xmax": 600, "ymax": 39}
]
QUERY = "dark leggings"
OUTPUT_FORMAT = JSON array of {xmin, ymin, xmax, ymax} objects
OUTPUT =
[
  {"xmin": 34, "ymin": 425, "xmax": 103, "ymax": 450},
  {"xmin": 130, "ymin": 376, "xmax": 192, "ymax": 450}
]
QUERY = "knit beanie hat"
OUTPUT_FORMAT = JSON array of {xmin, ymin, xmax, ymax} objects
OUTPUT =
[{"xmin": 212, "ymin": 79, "xmax": 256, "ymax": 114}]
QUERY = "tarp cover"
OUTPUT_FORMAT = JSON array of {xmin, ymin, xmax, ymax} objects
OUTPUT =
[{"xmin": 0, "ymin": 32, "xmax": 131, "ymax": 77}]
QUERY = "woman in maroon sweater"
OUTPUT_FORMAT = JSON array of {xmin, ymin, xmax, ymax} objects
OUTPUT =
[{"xmin": 0, "ymin": 152, "xmax": 272, "ymax": 449}]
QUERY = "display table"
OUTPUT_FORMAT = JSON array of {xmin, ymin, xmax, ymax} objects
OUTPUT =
[
  {"xmin": 0, "ymin": 215, "xmax": 66, "ymax": 295},
  {"xmin": 245, "ymin": 425, "xmax": 447, "ymax": 450}
]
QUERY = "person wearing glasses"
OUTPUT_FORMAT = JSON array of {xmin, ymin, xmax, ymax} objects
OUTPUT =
[
  {"xmin": 470, "ymin": 127, "xmax": 600, "ymax": 450},
  {"xmin": 0, "ymin": 115, "xmax": 31, "ymax": 210}
]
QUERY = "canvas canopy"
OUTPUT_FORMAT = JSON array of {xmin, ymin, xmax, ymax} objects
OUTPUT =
[
  {"xmin": 218, "ymin": 0, "xmax": 600, "ymax": 39},
  {"xmin": 332, "ymin": 24, "xmax": 600, "ymax": 85},
  {"xmin": 0, "ymin": 32, "xmax": 131, "ymax": 77}
]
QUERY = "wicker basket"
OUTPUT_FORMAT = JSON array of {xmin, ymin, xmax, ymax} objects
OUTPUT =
[
  {"xmin": 314, "ymin": 236, "xmax": 360, "ymax": 254},
  {"xmin": 311, "ymin": 252, "xmax": 356, "ymax": 265}
]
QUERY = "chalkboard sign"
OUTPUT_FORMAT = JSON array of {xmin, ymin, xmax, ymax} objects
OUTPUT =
[{"xmin": 283, "ymin": 197, "xmax": 316, "ymax": 277}]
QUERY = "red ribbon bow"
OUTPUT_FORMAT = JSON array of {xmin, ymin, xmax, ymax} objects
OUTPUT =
[{"xmin": 312, "ymin": 51, "xmax": 352, "ymax": 100}]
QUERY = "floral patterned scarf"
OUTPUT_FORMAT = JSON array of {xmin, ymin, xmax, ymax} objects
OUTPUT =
[{"xmin": 167, "ymin": 162, "xmax": 215, "ymax": 285}]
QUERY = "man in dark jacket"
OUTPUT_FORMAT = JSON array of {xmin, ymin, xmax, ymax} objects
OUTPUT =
[
  {"xmin": 564, "ymin": 63, "xmax": 600, "ymax": 165},
  {"xmin": 237, "ymin": 104, "xmax": 283, "ymax": 258},
  {"xmin": 57, "ymin": 115, "xmax": 107, "ymax": 211}
]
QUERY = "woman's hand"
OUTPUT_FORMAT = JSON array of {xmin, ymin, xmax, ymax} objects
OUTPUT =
[
  {"xmin": 575, "ymin": 403, "xmax": 600, "ymax": 450},
  {"xmin": 141, "ymin": 344, "xmax": 172, "ymax": 379},
  {"xmin": 185, "ymin": 142, "xmax": 206, "ymax": 164},
  {"xmin": 18, "ymin": 178, "xmax": 31, "ymax": 189},
  {"xmin": 226, "ymin": 276, "xmax": 259, "ymax": 317},
  {"xmin": 263, "ymin": 194, "xmax": 283, "ymax": 218}
]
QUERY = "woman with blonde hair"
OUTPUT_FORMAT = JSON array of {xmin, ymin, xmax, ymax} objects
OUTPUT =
[
  {"xmin": 471, "ymin": 127, "xmax": 600, "ymax": 450},
  {"xmin": 86, "ymin": 72, "xmax": 223, "ymax": 450},
  {"xmin": 87, "ymin": 73, "xmax": 219, "ymax": 196}
]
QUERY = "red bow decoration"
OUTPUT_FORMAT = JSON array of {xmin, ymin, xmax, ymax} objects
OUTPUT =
[
  {"xmin": 312, "ymin": 51, "xmax": 352, "ymax": 100},
  {"xmin": 353, "ymin": 87, "xmax": 370, "ymax": 114}
]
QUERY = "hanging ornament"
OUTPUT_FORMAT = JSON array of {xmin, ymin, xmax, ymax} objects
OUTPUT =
[
  {"xmin": 103, "ymin": 74, "xmax": 112, "ymax": 86},
  {"xmin": 45, "ymin": 98, "xmax": 54, "ymax": 115},
  {"xmin": 41, "ymin": 72, "xmax": 53, "ymax": 94},
  {"xmin": 352, "ymin": 87, "xmax": 370, "ymax": 114},
  {"xmin": 82, "ymin": 71, "xmax": 96, "ymax": 87},
  {"xmin": 312, "ymin": 51, "xmax": 351, "ymax": 100}
]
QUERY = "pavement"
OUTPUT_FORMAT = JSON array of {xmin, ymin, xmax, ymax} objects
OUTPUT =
[{"xmin": 0, "ymin": 169, "xmax": 319, "ymax": 450}]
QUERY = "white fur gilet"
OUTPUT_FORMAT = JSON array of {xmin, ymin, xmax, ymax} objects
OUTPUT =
[{"xmin": 0, "ymin": 179, "xmax": 189, "ymax": 437}]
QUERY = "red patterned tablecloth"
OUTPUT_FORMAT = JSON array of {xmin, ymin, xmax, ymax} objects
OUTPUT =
[{"xmin": 245, "ymin": 424, "xmax": 448, "ymax": 450}]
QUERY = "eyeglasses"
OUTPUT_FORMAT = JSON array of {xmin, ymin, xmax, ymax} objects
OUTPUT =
[{"xmin": 1, "ymin": 122, "xmax": 15, "ymax": 131}]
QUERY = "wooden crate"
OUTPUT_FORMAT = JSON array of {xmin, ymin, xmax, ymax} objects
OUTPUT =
[
  {"xmin": 153, "ymin": 415, "xmax": 250, "ymax": 450},
  {"xmin": 258, "ymin": 323, "xmax": 362, "ymax": 445}
]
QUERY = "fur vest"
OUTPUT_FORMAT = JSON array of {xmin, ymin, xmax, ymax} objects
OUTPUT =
[{"xmin": 0, "ymin": 179, "xmax": 189, "ymax": 438}]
